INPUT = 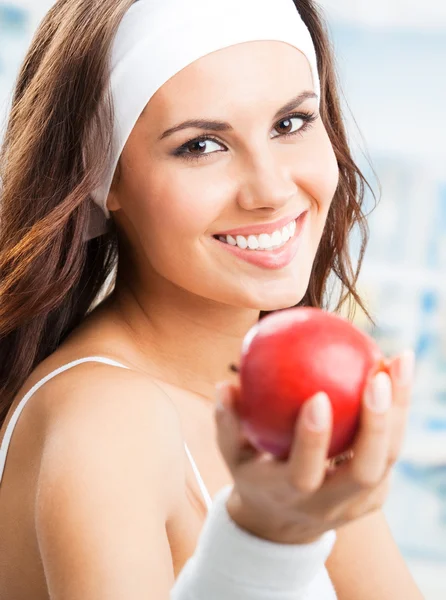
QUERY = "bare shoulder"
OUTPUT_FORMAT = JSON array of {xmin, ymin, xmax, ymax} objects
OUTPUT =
[
  {"xmin": 32, "ymin": 360, "xmax": 186, "ymax": 598},
  {"xmin": 35, "ymin": 360, "xmax": 186, "ymax": 519}
]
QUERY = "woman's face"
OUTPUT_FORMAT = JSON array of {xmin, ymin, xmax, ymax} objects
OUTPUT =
[{"xmin": 108, "ymin": 41, "xmax": 339, "ymax": 311}]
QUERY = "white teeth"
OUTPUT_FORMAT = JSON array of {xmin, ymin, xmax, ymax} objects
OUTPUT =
[
  {"xmin": 271, "ymin": 230, "xmax": 282, "ymax": 246},
  {"xmin": 258, "ymin": 233, "xmax": 272, "ymax": 249},
  {"xmin": 247, "ymin": 235, "xmax": 259, "ymax": 250},
  {"xmin": 235, "ymin": 235, "xmax": 248, "ymax": 249},
  {"xmin": 282, "ymin": 224, "xmax": 291, "ymax": 242},
  {"xmin": 219, "ymin": 219, "xmax": 297, "ymax": 251}
]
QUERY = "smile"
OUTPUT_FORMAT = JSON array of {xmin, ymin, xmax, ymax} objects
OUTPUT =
[
  {"xmin": 212, "ymin": 211, "xmax": 308, "ymax": 270},
  {"xmin": 217, "ymin": 218, "xmax": 296, "ymax": 251}
]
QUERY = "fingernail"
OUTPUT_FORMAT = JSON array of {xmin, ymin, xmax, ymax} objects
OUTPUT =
[
  {"xmin": 305, "ymin": 392, "xmax": 331, "ymax": 431},
  {"xmin": 215, "ymin": 382, "xmax": 229, "ymax": 412},
  {"xmin": 395, "ymin": 350, "xmax": 415, "ymax": 387},
  {"xmin": 366, "ymin": 372, "xmax": 392, "ymax": 414}
]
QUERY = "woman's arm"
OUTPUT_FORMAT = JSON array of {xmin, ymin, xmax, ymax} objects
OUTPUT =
[
  {"xmin": 34, "ymin": 366, "xmax": 338, "ymax": 599},
  {"xmin": 326, "ymin": 510, "xmax": 423, "ymax": 599},
  {"xmin": 35, "ymin": 368, "xmax": 184, "ymax": 599}
]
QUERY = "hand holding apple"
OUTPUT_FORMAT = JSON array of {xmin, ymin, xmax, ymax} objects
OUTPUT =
[
  {"xmin": 215, "ymin": 328, "xmax": 415, "ymax": 545},
  {"xmin": 235, "ymin": 307, "xmax": 391, "ymax": 459}
]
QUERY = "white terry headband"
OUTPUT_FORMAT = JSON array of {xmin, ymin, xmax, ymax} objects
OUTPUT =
[{"xmin": 83, "ymin": 0, "xmax": 321, "ymax": 241}]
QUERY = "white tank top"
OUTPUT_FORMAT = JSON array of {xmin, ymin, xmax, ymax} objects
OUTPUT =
[{"xmin": 0, "ymin": 356, "xmax": 213, "ymax": 511}]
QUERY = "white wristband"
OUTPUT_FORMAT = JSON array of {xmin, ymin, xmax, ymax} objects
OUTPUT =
[{"xmin": 171, "ymin": 485, "xmax": 337, "ymax": 600}]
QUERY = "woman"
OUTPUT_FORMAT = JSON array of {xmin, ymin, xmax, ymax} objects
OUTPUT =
[{"xmin": 0, "ymin": 0, "xmax": 422, "ymax": 598}]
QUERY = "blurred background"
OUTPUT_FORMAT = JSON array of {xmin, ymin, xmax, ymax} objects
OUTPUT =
[
  {"xmin": 1, "ymin": 1, "xmax": 445, "ymax": 597},
  {"xmin": 318, "ymin": 3, "xmax": 446, "ymax": 598}
]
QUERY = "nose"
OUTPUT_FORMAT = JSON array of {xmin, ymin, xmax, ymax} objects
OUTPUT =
[{"xmin": 236, "ymin": 150, "xmax": 297, "ymax": 212}]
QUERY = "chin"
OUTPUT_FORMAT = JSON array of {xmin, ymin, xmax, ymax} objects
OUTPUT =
[
  {"xmin": 251, "ymin": 287, "xmax": 307, "ymax": 313},
  {"xmin": 258, "ymin": 299, "xmax": 303, "ymax": 312}
]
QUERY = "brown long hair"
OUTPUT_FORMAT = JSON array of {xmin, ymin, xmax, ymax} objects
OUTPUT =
[{"xmin": 0, "ymin": 0, "xmax": 375, "ymax": 428}]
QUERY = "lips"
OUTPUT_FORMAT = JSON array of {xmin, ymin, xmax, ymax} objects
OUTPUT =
[
  {"xmin": 214, "ymin": 209, "xmax": 306, "ymax": 238},
  {"xmin": 212, "ymin": 210, "xmax": 308, "ymax": 270}
]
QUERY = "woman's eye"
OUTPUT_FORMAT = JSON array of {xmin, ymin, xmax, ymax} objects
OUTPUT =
[
  {"xmin": 181, "ymin": 138, "xmax": 224, "ymax": 158},
  {"xmin": 271, "ymin": 116, "xmax": 305, "ymax": 138},
  {"xmin": 174, "ymin": 112, "xmax": 316, "ymax": 161}
]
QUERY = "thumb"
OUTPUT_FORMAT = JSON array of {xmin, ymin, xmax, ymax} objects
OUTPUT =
[{"xmin": 215, "ymin": 381, "xmax": 257, "ymax": 468}]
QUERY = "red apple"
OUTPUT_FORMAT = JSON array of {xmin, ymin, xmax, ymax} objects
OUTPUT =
[{"xmin": 236, "ymin": 307, "xmax": 389, "ymax": 459}]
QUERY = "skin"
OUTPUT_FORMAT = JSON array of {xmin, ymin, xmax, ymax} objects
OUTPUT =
[
  {"xmin": 0, "ymin": 40, "xmax": 423, "ymax": 598},
  {"xmin": 104, "ymin": 41, "xmax": 339, "ymax": 402},
  {"xmin": 102, "ymin": 42, "xmax": 420, "ymax": 600}
]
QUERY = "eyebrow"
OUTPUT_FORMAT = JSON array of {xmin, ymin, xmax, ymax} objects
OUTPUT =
[{"xmin": 158, "ymin": 90, "xmax": 318, "ymax": 140}]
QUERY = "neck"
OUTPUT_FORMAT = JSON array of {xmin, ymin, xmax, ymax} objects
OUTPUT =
[{"xmin": 105, "ymin": 276, "xmax": 260, "ymax": 403}]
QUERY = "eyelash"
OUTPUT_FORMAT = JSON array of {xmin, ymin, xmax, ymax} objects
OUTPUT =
[{"xmin": 173, "ymin": 111, "xmax": 318, "ymax": 162}]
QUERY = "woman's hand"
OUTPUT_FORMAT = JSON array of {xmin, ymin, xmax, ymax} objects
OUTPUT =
[{"xmin": 215, "ymin": 349, "xmax": 415, "ymax": 545}]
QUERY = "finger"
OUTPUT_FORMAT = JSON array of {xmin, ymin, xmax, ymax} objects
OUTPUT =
[
  {"xmin": 349, "ymin": 371, "xmax": 393, "ymax": 489},
  {"xmin": 288, "ymin": 392, "xmax": 333, "ymax": 494},
  {"xmin": 214, "ymin": 381, "xmax": 258, "ymax": 469},
  {"xmin": 387, "ymin": 350, "xmax": 415, "ymax": 465}
]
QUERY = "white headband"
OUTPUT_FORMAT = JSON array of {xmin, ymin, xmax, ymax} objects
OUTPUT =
[{"xmin": 83, "ymin": 0, "xmax": 320, "ymax": 241}]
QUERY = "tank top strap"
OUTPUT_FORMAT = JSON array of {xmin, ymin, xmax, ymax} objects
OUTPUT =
[
  {"xmin": 0, "ymin": 357, "xmax": 130, "ymax": 481},
  {"xmin": 0, "ymin": 356, "xmax": 213, "ymax": 511},
  {"xmin": 184, "ymin": 442, "xmax": 213, "ymax": 511}
]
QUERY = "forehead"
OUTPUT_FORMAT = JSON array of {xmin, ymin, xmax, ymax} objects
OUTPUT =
[{"xmin": 145, "ymin": 40, "xmax": 315, "ymax": 121}]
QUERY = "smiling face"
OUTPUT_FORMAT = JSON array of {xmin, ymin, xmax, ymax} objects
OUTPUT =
[{"xmin": 107, "ymin": 40, "xmax": 339, "ymax": 312}]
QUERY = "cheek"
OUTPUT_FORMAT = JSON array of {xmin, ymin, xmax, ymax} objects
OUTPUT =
[
  {"xmin": 132, "ymin": 168, "xmax": 234, "ymax": 252},
  {"xmin": 294, "ymin": 128, "xmax": 339, "ymax": 215},
  {"xmin": 153, "ymin": 175, "xmax": 229, "ymax": 236},
  {"xmin": 117, "ymin": 139, "xmax": 228, "ymax": 240}
]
